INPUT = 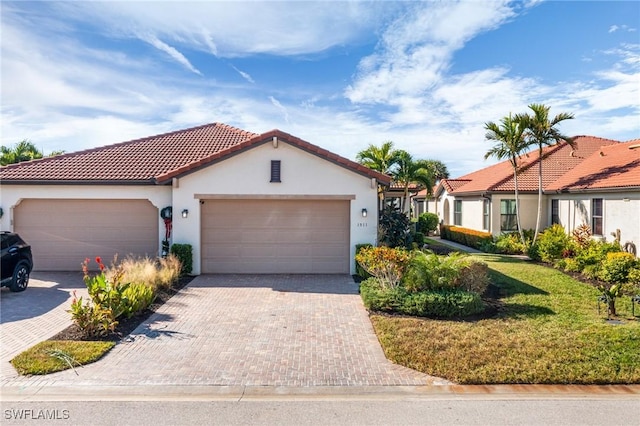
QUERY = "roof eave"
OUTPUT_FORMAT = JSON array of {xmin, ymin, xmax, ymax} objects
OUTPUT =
[{"xmin": 0, "ymin": 179, "xmax": 158, "ymax": 186}]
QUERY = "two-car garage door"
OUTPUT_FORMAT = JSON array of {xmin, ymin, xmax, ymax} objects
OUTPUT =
[
  {"xmin": 14, "ymin": 199, "xmax": 159, "ymax": 271},
  {"xmin": 201, "ymin": 199, "xmax": 350, "ymax": 274}
]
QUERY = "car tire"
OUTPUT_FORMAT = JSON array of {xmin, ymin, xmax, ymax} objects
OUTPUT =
[{"xmin": 10, "ymin": 260, "xmax": 30, "ymax": 292}]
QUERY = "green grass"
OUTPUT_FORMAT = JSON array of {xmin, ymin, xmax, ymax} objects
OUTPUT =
[
  {"xmin": 11, "ymin": 341, "xmax": 114, "ymax": 375},
  {"xmin": 370, "ymin": 254, "xmax": 640, "ymax": 384}
]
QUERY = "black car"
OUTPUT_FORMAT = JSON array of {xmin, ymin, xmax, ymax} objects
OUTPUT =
[{"xmin": 1, "ymin": 231, "xmax": 33, "ymax": 292}]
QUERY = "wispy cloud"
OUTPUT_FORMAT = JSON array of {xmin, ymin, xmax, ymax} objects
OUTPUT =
[
  {"xmin": 138, "ymin": 33, "xmax": 202, "ymax": 75},
  {"xmin": 609, "ymin": 24, "xmax": 637, "ymax": 33},
  {"xmin": 231, "ymin": 65, "xmax": 255, "ymax": 84},
  {"xmin": 269, "ymin": 96, "xmax": 290, "ymax": 124}
]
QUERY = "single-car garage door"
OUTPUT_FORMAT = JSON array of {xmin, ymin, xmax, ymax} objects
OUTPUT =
[
  {"xmin": 201, "ymin": 199, "xmax": 350, "ymax": 274},
  {"xmin": 14, "ymin": 199, "xmax": 159, "ymax": 271}
]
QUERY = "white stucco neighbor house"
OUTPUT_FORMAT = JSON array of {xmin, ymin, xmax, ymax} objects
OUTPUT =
[
  {"xmin": 418, "ymin": 136, "xmax": 640, "ymax": 254},
  {"xmin": 0, "ymin": 123, "xmax": 391, "ymax": 274}
]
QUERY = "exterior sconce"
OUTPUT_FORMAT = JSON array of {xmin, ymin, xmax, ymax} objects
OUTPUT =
[
  {"xmin": 181, "ymin": 209, "xmax": 189, "ymax": 218},
  {"xmin": 361, "ymin": 208, "xmax": 368, "ymax": 218}
]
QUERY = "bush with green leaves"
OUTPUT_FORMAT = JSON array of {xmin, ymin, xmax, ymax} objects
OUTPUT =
[
  {"xmin": 355, "ymin": 246, "xmax": 412, "ymax": 289},
  {"xmin": 68, "ymin": 292, "xmax": 116, "ymax": 338},
  {"xmin": 416, "ymin": 212, "xmax": 439, "ymax": 235},
  {"xmin": 121, "ymin": 283, "xmax": 156, "ymax": 318},
  {"xmin": 170, "ymin": 243, "xmax": 193, "ymax": 275},
  {"xmin": 536, "ymin": 224, "xmax": 573, "ymax": 263},
  {"xmin": 378, "ymin": 207, "xmax": 411, "ymax": 248},
  {"xmin": 360, "ymin": 278, "xmax": 484, "ymax": 318},
  {"xmin": 574, "ymin": 240, "xmax": 621, "ymax": 273},
  {"xmin": 413, "ymin": 231, "xmax": 425, "ymax": 246},
  {"xmin": 354, "ymin": 244, "xmax": 373, "ymax": 280},
  {"xmin": 494, "ymin": 232, "xmax": 527, "ymax": 255},
  {"xmin": 598, "ymin": 252, "xmax": 637, "ymax": 284}
]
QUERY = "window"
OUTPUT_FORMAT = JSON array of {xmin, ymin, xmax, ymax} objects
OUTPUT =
[
  {"xmin": 483, "ymin": 200, "xmax": 490, "ymax": 231},
  {"xmin": 270, "ymin": 160, "xmax": 281, "ymax": 182},
  {"xmin": 500, "ymin": 199, "xmax": 517, "ymax": 232},
  {"xmin": 551, "ymin": 199, "xmax": 560, "ymax": 225},
  {"xmin": 454, "ymin": 200, "xmax": 462, "ymax": 226},
  {"xmin": 592, "ymin": 198, "xmax": 603, "ymax": 235}
]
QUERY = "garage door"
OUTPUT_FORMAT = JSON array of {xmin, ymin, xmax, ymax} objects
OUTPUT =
[
  {"xmin": 14, "ymin": 199, "xmax": 159, "ymax": 271},
  {"xmin": 201, "ymin": 199, "xmax": 350, "ymax": 274}
]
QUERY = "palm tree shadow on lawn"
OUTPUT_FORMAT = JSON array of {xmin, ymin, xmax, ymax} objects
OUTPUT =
[{"xmin": 483, "ymin": 269, "xmax": 555, "ymax": 320}]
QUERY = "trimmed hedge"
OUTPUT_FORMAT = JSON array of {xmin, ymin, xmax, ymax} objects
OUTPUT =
[
  {"xmin": 170, "ymin": 243, "xmax": 193, "ymax": 275},
  {"xmin": 440, "ymin": 225, "xmax": 493, "ymax": 249},
  {"xmin": 360, "ymin": 278, "xmax": 485, "ymax": 318}
]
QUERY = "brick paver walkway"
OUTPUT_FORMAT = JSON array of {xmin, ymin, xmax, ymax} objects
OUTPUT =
[{"xmin": 2, "ymin": 275, "xmax": 446, "ymax": 387}]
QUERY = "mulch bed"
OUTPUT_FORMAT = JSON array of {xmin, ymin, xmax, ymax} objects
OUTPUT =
[{"xmin": 49, "ymin": 275, "xmax": 194, "ymax": 342}]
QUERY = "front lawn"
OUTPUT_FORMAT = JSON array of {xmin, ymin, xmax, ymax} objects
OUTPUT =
[{"xmin": 371, "ymin": 254, "xmax": 640, "ymax": 384}]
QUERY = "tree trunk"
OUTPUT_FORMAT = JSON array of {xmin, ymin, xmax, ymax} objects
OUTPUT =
[
  {"xmin": 608, "ymin": 299, "xmax": 617, "ymax": 317},
  {"xmin": 533, "ymin": 144, "xmax": 543, "ymax": 244},
  {"xmin": 513, "ymin": 168, "xmax": 525, "ymax": 246}
]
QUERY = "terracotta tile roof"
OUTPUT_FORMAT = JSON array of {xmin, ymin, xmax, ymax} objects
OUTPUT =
[
  {"xmin": 441, "ymin": 136, "xmax": 620, "ymax": 195},
  {"xmin": 0, "ymin": 124, "xmax": 391, "ymax": 185},
  {"xmin": 547, "ymin": 141, "xmax": 640, "ymax": 192},
  {"xmin": 0, "ymin": 123, "xmax": 257, "ymax": 184}
]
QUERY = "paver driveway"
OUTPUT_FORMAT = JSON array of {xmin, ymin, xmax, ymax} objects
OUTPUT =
[{"xmin": 2, "ymin": 275, "xmax": 445, "ymax": 387}]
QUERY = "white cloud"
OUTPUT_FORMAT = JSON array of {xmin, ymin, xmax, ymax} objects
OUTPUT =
[
  {"xmin": 269, "ymin": 96, "xmax": 290, "ymax": 124},
  {"xmin": 609, "ymin": 25, "xmax": 620, "ymax": 33},
  {"xmin": 138, "ymin": 33, "xmax": 202, "ymax": 75},
  {"xmin": 232, "ymin": 65, "xmax": 255, "ymax": 84}
]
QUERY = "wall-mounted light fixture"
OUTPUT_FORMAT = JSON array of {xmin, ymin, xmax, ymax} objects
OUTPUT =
[
  {"xmin": 361, "ymin": 208, "xmax": 368, "ymax": 218},
  {"xmin": 181, "ymin": 209, "xmax": 189, "ymax": 218}
]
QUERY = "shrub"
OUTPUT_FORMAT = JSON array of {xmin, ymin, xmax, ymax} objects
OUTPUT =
[
  {"xmin": 527, "ymin": 242, "xmax": 541, "ymax": 261},
  {"xmin": 400, "ymin": 290, "xmax": 485, "ymax": 318},
  {"xmin": 359, "ymin": 278, "xmax": 406, "ymax": 311},
  {"xmin": 121, "ymin": 283, "xmax": 156, "ymax": 318},
  {"xmin": 629, "ymin": 267, "xmax": 640, "ymax": 285},
  {"xmin": 494, "ymin": 232, "xmax": 527, "ymax": 255},
  {"xmin": 379, "ymin": 207, "xmax": 411, "ymax": 248},
  {"xmin": 360, "ymin": 278, "xmax": 484, "ymax": 318},
  {"xmin": 440, "ymin": 225, "xmax": 493, "ymax": 249},
  {"xmin": 416, "ymin": 213, "xmax": 439, "ymax": 234},
  {"xmin": 572, "ymin": 224, "xmax": 592, "ymax": 249},
  {"xmin": 68, "ymin": 292, "xmax": 116, "ymax": 338},
  {"xmin": 413, "ymin": 232, "xmax": 425, "ymax": 246},
  {"xmin": 355, "ymin": 246, "xmax": 412, "ymax": 289},
  {"xmin": 157, "ymin": 255, "xmax": 182, "ymax": 290},
  {"xmin": 574, "ymin": 240, "xmax": 621, "ymax": 271},
  {"xmin": 562, "ymin": 257, "xmax": 581, "ymax": 272},
  {"xmin": 536, "ymin": 224, "xmax": 572, "ymax": 263},
  {"xmin": 354, "ymin": 244, "xmax": 373, "ymax": 280},
  {"xmin": 598, "ymin": 252, "xmax": 637, "ymax": 284},
  {"xmin": 83, "ymin": 257, "xmax": 130, "ymax": 320},
  {"xmin": 457, "ymin": 260, "xmax": 490, "ymax": 295},
  {"xmin": 171, "ymin": 243, "xmax": 193, "ymax": 275},
  {"xmin": 403, "ymin": 251, "xmax": 461, "ymax": 292}
]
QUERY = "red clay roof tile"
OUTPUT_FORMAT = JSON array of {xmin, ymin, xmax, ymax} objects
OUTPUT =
[
  {"xmin": 547, "ymin": 141, "xmax": 640, "ymax": 191},
  {"xmin": 0, "ymin": 123, "xmax": 391, "ymax": 185},
  {"xmin": 442, "ymin": 136, "xmax": 620, "ymax": 195}
]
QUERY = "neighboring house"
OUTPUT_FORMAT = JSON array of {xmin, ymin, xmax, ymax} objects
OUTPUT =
[
  {"xmin": 0, "ymin": 123, "xmax": 390, "ymax": 274},
  {"xmin": 428, "ymin": 136, "xmax": 640, "ymax": 252}
]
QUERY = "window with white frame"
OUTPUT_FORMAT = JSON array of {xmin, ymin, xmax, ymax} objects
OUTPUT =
[
  {"xmin": 591, "ymin": 198, "xmax": 603, "ymax": 235},
  {"xmin": 454, "ymin": 200, "xmax": 462, "ymax": 226},
  {"xmin": 500, "ymin": 199, "xmax": 517, "ymax": 232},
  {"xmin": 483, "ymin": 199, "xmax": 490, "ymax": 230}
]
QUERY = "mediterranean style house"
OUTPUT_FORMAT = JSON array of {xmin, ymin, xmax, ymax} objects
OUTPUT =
[
  {"xmin": 0, "ymin": 123, "xmax": 390, "ymax": 274},
  {"xmin": 417, "ymin": 136, "xmax": 640, "ymax": 253}
]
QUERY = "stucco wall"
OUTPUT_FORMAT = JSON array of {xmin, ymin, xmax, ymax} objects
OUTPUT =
[
  {"xmin": 172, "ymin": 141, "xmax": 380, "ymax": 274},
  {"xmin": 0, "ymin": 185, "xmax": 172, "ymax": 253},
  {"xmin": 550, "ymin": 193, "xmax": 640, "ymax": 253}
]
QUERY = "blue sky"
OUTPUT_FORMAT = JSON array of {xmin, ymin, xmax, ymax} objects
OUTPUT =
[{"xmin": 1, "ymin": 1, "xmax": 639, "ymax": 177}]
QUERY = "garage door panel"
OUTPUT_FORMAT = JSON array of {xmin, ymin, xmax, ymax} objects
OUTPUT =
[
  {"xmin": 15, "ymin": 199, "xmax": 158, "ymax": 271},
  {"xmin": 202, "ymin": 200, "xmax": 349, "ymax": 274}
]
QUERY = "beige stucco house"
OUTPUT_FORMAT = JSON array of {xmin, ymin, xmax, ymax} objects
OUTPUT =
[
  {"xmin": 0, "ymin": 123, "xmax": 390, "ymax": 274},
  {"xmin": 420, "ymin": 136, "xmax": 640, "ymax": 254}
]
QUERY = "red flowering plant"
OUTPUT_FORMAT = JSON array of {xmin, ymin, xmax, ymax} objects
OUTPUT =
[{"xmin": 69, "ymin": 257, "xmax": 131, "ymax": 336}]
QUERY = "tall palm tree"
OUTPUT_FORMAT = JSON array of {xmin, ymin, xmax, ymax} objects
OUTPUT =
[
  {"xmin": 517, "ymin": 104, "xmax": 574, "ymax": 244},
  {"xmin": 392, "ymin": 150, "xmax": 435, "ymax": 214},
  {"xmin": 0, "ymin": 140, "xmax": 44, "ymax": 165},
  {"xmin": 484, "ymin": 114, "xmax": 528, "ymax": 245},
  {"xmin": 355, "ymin": 141, "xmax": 397, "ymax": 173}
]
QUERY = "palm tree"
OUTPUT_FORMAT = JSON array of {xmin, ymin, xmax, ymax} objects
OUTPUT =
[
  {"xmin": 517, "ymin": 104, "xmax": 574, "ymax": 244},
  {"xmin": 355, "ymin": 141, "xmax": 397, "ymax": 173},
  {"xmin": 484, "ymin": 114, "xmax": 529, "ymax": 245},
  {"xmin": 1, "ymin": 140, "xmax": 44, "ymax": 165},
  {"xmin": 391, "ymin": 150, "xmax": 435, "ymax": 214},
  {"xmin": 423, "ymin": 159, "xmax": 450, "ymax": 182}
]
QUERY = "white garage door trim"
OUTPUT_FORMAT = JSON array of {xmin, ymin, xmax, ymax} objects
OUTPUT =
[
  {"xmin": 14, "ymin": 199, "xmax": 159, "ymax": 271},
  {"xmin": 201, "ymin": 198, "xmax": 351, "ymax": 274}
]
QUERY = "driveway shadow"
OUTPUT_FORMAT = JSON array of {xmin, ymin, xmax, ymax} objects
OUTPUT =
[
  {"xmin": 0, "ymin": 286, "xmax": 71, "ymax": 323},
  {"xmin": 0, "ymin": 271, "xmax": 86, "ymax": 324},
  {"xmin": 190, "ymin": 274, "xmax": 359, "ymax": 295}
]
